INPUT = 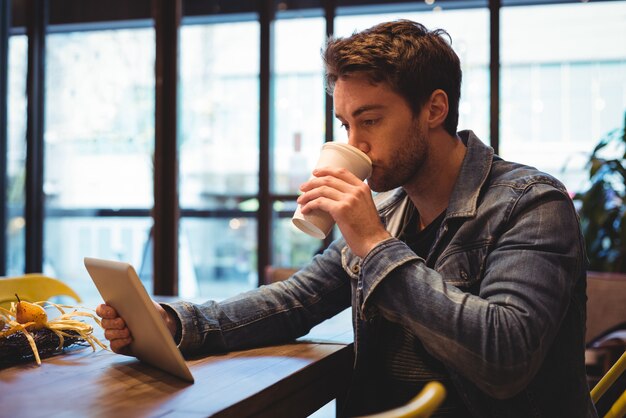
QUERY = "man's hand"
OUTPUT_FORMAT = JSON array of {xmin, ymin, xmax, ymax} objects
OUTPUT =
[
  {"xmin": 96, "ymin": 301, "xmax": 178, "ymax": 355},
  {"xmin": 298, "ymin": 166, "xmax": 391, "ymax": 258},
  {"xmin": 96, "ymin": 303, "xmax": 132, "ymax": 355}
]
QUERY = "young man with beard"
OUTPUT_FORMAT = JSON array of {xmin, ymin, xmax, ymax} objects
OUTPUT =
[{"xmin": 97, "ymin": 20, "xmax": 595, "ymax": 417}]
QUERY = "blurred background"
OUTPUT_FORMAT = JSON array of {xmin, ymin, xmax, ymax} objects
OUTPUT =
[{"xmin": 1, "ymin": 0, "xmax": 625, "ymax": 303}]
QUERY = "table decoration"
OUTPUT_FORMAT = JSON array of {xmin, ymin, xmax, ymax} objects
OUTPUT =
[{"xmin": 0, "ymin": 296, "xmax": 108, "ymax": 366}]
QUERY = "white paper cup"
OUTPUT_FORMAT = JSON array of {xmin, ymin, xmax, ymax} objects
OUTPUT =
[{"xmin": 292, "ymin": 142, "xmax": 372, "ymax": 239}]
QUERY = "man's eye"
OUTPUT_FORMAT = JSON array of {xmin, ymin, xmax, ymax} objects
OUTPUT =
[
  {"xmin": 341, "ymin": 123, "xmax": 350, "ymax": 131},
  {"xmin": 363, "ymin": 119, "xmax": 378, "ymax": 126}
]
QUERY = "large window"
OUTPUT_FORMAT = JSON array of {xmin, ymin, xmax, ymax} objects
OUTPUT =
[
  {"xmin": 6, "ymin": 34, "xmax": 27, "ymax": 276},
  {"xmin": 500, "ymin": 1, "xmax": 626, "ymax": 193},
  {"xmin": 44, "ymin": 28, "xmax": 155, "ymax": 299},
  {"xmin": 271, "ymin": 14, "xmax": 328, "ymax": 269},
  {"xmin": 180, "ymin": 20, "xmax": 260, "ymax": 298}
]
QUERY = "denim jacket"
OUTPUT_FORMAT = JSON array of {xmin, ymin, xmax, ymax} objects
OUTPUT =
[{"xmin": 165, "ymin": 131, "xmax": 596, "ymax": 417}]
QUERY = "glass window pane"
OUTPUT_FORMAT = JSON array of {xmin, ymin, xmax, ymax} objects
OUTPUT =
[
  {"xmin": 180, "ymin": 21, "xmax": 260, "ymax": 209},
  {"xmin": 45, "ymin": 217, "xmax": 152, "ymax": 303},
  {"xmin": 272, "ymin": 16, "xmax": 326, "ymax": 195},
  {"xmin": 6, "ymin": 35, "xmax": 28, "ymax": 275},
  {"xmin": 45, "ymin": 29, "xmax": 155, "ymax": 209},
  {"xmin": 44, "ymin": 28, "xmax": 156, "ymax": 301},
  {"xmin": 180, "ymin": 217, "xmax": 257, "ymax": 300},
  {"xmin": 180, "ymin": 20, "xmax": 260, "ymax": 299},
  {"xmin": 334, "ymin": 8, "xmax": 490, "ymax": 144},
  {"xmin": 500, "ymin": 1, "xmax": 626, "ymax": 193},
  {"xmin": 271, "ymin": 15, "xmax": 327, "ymax": 266},
  {"xmin": 273, "ymin": 200, "xmax": 324, "ymax": 268}
]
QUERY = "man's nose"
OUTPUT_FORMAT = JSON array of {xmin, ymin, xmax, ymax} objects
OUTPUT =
[{"xmin": 348, "ymin": 134, "xmax": 370, "ymax": 154}]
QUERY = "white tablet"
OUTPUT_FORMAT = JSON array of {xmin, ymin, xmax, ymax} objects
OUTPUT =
[{"xmin": 84, "ymin": 257, "xmax": 194, "ymax": 383}]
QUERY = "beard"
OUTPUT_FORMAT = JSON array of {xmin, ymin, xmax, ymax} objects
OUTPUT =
[{"xmin": 367, "ymin": 119, "xmax": 429, "ymax": 193}]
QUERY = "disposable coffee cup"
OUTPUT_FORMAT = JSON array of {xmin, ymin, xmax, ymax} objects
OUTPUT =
[{"xmin": 292, "ymin": 142, "xmax": 372, "ymax": 239}]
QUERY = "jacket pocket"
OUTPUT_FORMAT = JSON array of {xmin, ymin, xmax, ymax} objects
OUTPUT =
[{"xmin": 435, "ymin": 240, "xmax": 491, "ymax": 288}]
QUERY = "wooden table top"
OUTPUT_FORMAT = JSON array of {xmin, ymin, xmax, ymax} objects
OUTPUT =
[{"xmin": 0, "ymin": 310, "xmax": 354, "ymax": 418}]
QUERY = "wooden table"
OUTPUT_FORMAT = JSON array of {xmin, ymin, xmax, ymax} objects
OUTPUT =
[{"xmin": 0, "ymin": 310, "xmax": 354, "ymax": 418}]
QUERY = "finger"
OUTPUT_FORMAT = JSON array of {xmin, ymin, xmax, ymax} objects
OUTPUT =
[
  {"xmin": 298, "ymin": 188, "xmax": 346, "ymax": 210},
  {"xmin": 301, "ymin": 194, "xmax": 355, "ymax": 216},
  {"xmin": 95, "ymin": 303, "xmax": 118, "ymax": 319},
  {"xmin": 299, "ymin": 176, "xmax": 371, "ymax": 207},
  {"xmin": 104, "ymin": 327, "xmax": 131, "ymax": 341},
  {"xmin": 313, "ymin": 167, "xmax": 362, "ymax": 184},
  {"xmin": 101, "ymin": 317, "xmax": 126, "ymax": 330},
  {"xmin": 300, "ymin": 169, "xmax": 356, "ymax": 192},
  {"xmin": 299, "ymin": 177, "xmax": 356, "ymax": 204},
  {"xmin": 109, "ymin": 338, "xmax": 133, "ymax": 355},
  {"xmin": 96, "ymin": 303, "xmax": 119, "ymax": 318}
]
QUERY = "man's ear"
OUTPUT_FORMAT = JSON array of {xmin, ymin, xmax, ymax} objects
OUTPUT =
[{"xmin": 426, "ymin": 89, "xmax": 449, "ymax": 129}]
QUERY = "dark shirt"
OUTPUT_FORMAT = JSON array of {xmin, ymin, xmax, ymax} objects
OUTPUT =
[{"xmin": 375, "ymin": 204, "xmax": 471, "ymax": 417}]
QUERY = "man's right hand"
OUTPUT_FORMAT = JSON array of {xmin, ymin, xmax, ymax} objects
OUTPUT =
[
  {"xmin": 96, "ymin": 303, "xmax": 133, "ymax": 355},
  {"xmin": 298, "ymin": 166, "xmax": 391, "ymax": 258},
  {"xmin": 96, "ymin": 300, "xmax": 179, "ymax": 355}
]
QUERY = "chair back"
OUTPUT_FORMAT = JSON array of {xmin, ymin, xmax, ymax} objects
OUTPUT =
[
  {"xmin": 355, "ymin": 381, "xmax": 446, "ymax": 418},
  {"xmin": 264, "ymin": 266, "xmax": 299, "ymax": 285},
  {"xmin": 586, "ymin": 272, "xmax": 626, "ymax": 344},
  {"xmin": 0, "ymin": 274, "xmax": 81, "ymax": 309},
  {"xmin": 591, "ymin": 350, "xmax": 626, "ymax": 418}
]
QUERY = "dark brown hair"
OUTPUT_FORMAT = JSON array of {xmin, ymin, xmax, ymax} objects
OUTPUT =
[{"xmin": 323, "ymin": 19, "xmax": 462, "ymax": 136}]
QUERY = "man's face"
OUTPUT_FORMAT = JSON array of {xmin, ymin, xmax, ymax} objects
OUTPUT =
[{"xmin": 333, "ymin": 74, "xmax": 429, "ymax": 192}]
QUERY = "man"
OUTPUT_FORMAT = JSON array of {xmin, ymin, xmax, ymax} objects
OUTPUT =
[{"xmin": 98, "ymin": 20, "xmax": 596, "ymax": 417}]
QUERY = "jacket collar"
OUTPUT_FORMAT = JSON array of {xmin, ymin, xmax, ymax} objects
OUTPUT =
[{"xmin": 446, "ymin": 130, "xmax": 494, "ymax": 220}]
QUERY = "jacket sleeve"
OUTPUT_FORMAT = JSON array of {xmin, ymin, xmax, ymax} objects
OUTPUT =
[
  {"xmin": 358, "ymin": 183, "xmax": 585, "ymax": 399},
  {"xmin": 162, "ymin": 239, "xmax": 351, "ymax": 356}
]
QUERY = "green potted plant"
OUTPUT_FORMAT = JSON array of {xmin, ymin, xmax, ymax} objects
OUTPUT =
[{"xmin": 574, "ymin": 113, "xmax": 626, "ymax": 273}]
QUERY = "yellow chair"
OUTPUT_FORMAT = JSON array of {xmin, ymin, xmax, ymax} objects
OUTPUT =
[
  {"xmin": 592, "ymin": 349, "xmax": 626, "ymax": 418},
  {"xmin": 356, "ymin": 381, "xmax": 447, "ymax": 418},
  {"xmin": 0, "ymin": 274, "xmax": 82, "ymax": 309}
]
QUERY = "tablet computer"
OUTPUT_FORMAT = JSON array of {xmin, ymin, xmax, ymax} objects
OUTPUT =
[{"xmin": 84, "ymin": 257, "xmax": 194, "ymax": 383}]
